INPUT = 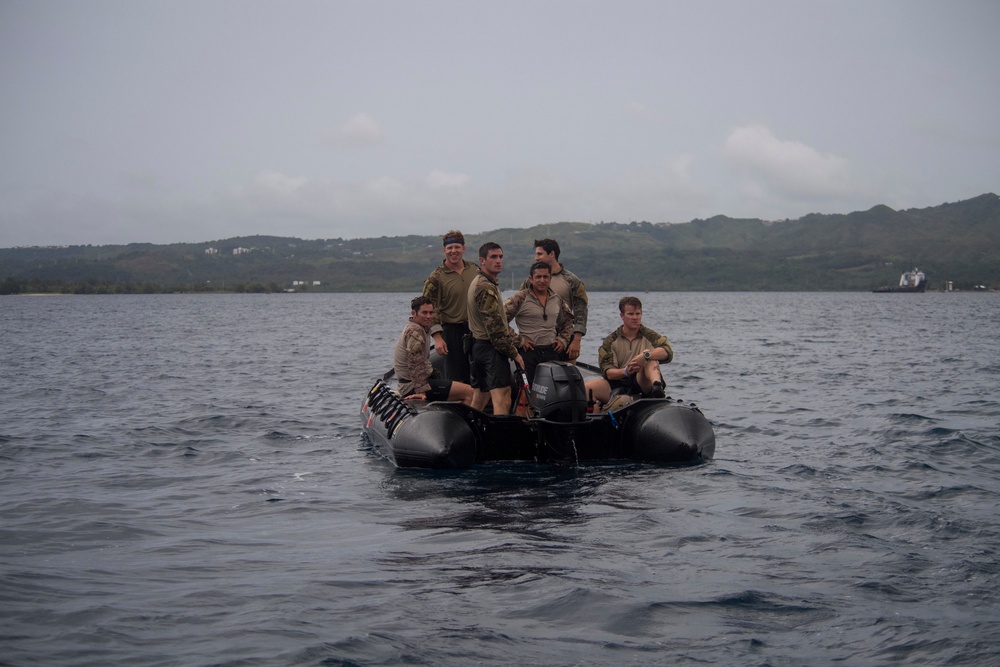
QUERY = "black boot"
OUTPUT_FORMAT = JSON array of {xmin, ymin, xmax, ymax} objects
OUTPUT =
[{"xmin": 646, "ymin": 381, "xmax": 666, "ymax": 399}]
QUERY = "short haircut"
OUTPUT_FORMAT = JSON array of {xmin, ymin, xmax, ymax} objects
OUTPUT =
[
  {"xmin": 618, "ymin": 296, "xmax": 642, "ymax": 314},
  {"xmin": 529, "ymin": 261, "xmax": 551, "ymax": 277},
  {"xmin": 410, "ymin": 295, "xmax": 433, "ymax": 312},
  {"xmin": 442, "ymin": 230, "xmax": 465, "ymax": 247},
  {"xmin": 478, "ymin": 241, "xmax": 502, "ymax": 259},
  {"xmin": 533, "ymin": 238, "xmax": 560, "ymax": 260}
]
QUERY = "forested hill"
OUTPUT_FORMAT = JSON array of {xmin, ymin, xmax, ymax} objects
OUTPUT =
[{"xmin": 2, "ymin": 193, "xmax": 998, "ymax": 294}]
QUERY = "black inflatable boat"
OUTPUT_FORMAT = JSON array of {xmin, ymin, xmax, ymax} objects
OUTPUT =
[{"xmin": 361, "ymin": 361, "xmax": 715, "ymax": 469}]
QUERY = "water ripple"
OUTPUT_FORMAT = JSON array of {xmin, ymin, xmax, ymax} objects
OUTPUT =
[{"xmin": 2, "ymin": 292, "xmax": 999, "ymax": 665}]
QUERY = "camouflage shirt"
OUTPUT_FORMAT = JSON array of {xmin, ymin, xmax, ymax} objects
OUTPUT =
[
  {"xmin": 597, "ymin": 324, "xmax": 673, "ymax": 379},
  {"xmin": 467, "ymin": 270, "xmax": 520, "ymax": 359},
  {"xmin": 392, "ymin": 318, "xmax": 434, "ymax": 396}
]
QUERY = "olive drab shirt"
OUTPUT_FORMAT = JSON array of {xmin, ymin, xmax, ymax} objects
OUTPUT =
[
  {"xmin": 467, "ymin": 270, "xmax": 520, "ymax": 359},
  {"xmin": 422, "ymin": 259, "xmax": 478, "ymax": 336},
  {"xmin": 597, "ymin": 324, "xmax": 673, "ymax": 379}
]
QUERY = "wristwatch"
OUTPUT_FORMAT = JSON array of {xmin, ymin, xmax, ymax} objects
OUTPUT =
[{"xmin": 643, "ymin": 351, "xmax": 651, "ymax": 360}]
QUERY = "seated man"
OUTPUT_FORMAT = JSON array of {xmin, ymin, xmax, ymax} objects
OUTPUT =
[
  {"xmin": 393, "ymin": 295, "xmax": 474, "ymax": 405},
  {"xmin": 584, "ymin": 295, "xmax": 672, "ymax": 405}
]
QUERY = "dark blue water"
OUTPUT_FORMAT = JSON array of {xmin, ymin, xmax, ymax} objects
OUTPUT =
[{"xmin": 2, "ymin": 292, "xmax": 998, "ymax": 666}]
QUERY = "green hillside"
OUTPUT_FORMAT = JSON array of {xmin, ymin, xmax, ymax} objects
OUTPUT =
[{"xmin": 2, "ymin": 194, "xmax": 998, "ymax": 294}]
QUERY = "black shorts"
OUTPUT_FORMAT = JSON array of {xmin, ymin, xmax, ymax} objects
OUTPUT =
[
  {"xmin": 471, "ymin": 339, "xmax": 512, "ymax": 391},
  {"xmin": 403, "ymin": 377, "xmax": 453, "ymax": 401},
  {"xmin": 427, "ymin": 378, "xmax": 453, "ymax": 401},
  {"xmin": 609, "ymin": 377, "xmax": 641, "ymax": 396}
]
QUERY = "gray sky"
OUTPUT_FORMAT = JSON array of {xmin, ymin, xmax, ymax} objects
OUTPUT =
[{"xmin": 2, "ymin": 0, "xmax": 998, "ymax": 247}]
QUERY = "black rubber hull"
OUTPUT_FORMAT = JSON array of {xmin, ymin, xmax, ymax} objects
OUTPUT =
[{"xmin": 361, "ymin": 379, "xmax": 716, "ymax": 469}]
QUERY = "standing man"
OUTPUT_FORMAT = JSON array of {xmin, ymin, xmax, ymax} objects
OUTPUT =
[
  {"xmin": 422, "ymin": 230, "xmax": 478, "ymax": 383},
  {"xmin": 528, "ymin": 238, "xmax": 588, "ymax": 362},
  {"xmin": 393, "ymin": 296, "xmax": 474, "ymax": 405},
  {"xmin": 467, "ymin": 242, "xmax": 525, "ymax": 414},
  {"xmin": 504, "ymin": 261, "xmax": 574, "ymax": 384},
  {"xmin": 584, "ymin": 296, "xmax": 672, "ymax": 404}
]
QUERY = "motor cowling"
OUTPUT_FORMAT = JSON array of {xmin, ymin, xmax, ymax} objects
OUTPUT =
[{"xmin": 530, "ymin": 362, "xmax": 587, "ymax": 422}]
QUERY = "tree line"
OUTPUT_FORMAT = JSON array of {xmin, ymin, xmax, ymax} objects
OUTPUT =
[{"xmin": 3, "ymin": 194, "xmax": 998, "ymax": 293}]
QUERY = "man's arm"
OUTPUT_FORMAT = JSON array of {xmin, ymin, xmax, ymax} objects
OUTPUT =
[{"xmin": 475, "ymin": 285, "xmax": 520, "ymax": 358}]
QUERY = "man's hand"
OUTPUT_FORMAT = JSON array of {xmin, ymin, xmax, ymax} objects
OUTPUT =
[
  {"xmin": 432, "ymin": 333, "xmax": 448, "ymax": 357},
  {"xmin": 566, "ymin": 335, "xmax": 582, "ymax": 360}
]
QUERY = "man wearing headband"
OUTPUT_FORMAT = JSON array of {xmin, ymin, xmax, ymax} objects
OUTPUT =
[{"xmin": 422, "ymin": 230, "xmax": 477, "ymax": 383}]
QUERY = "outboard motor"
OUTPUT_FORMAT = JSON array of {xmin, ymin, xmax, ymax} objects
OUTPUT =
[{"xmin": 530, "ymin": 362, "xmax": 587, "ymax": 422}]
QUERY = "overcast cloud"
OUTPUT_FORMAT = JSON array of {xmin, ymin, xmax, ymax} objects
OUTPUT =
[{"xmin": 1, "ymin": 0, "xmax": 997, "ymax": 246}]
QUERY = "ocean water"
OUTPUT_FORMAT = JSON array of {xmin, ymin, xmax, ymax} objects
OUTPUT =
[{"xmin": 1, "ymin": 291, "xmax": 998, "ymax": 666}]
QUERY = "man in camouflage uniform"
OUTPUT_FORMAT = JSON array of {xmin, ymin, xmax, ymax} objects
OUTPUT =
[
  {"xmin": 467, "ymin": 242, "xmax": 525, "ymax": 414},
  {"xmin": 526, "ymin": 238, "xmax": 588, "ymax": 363},
  {"xmin": 393, "ymin": 295, "xmax": 473, "ymax": 405},
  {"xmin": 583, "ymin": 295, "xmax": 671, "ymax": 405}
]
